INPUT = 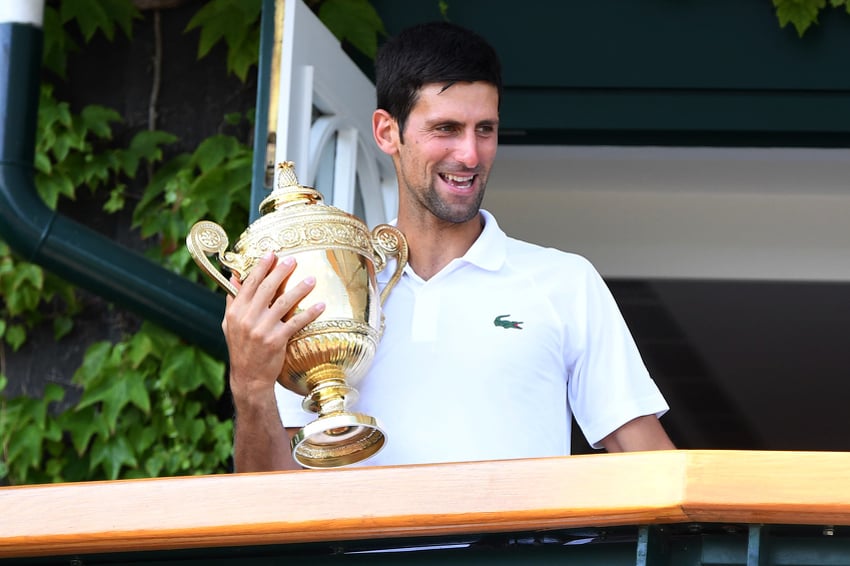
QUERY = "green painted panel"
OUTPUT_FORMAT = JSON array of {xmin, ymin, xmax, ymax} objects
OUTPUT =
[{"xmin": 367, "ymin": 0, "xmax": 850, "ymax": 146}]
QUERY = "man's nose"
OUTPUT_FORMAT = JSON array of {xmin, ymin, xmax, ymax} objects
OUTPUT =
[{"xmin": 453, "ymin": 130, "xmax": 480, "ymax": 169}]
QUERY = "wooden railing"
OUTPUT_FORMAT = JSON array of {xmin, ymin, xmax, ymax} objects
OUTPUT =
[{"xmin": 2, "ymin": 450, "xmax": 850, "ymax": 565}]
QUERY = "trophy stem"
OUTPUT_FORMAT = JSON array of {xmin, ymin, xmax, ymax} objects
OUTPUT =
[{"xmin": 302, "ymin": 377, "xmax": 357, "ymax": 416}]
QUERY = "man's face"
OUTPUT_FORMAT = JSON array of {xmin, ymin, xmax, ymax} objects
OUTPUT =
[{"xmin": 393, "ymin": 81, "xmax": 499, "ymax": 224}]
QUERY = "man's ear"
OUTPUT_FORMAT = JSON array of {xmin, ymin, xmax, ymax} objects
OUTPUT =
[{"xmin": 372, "ymin": 109, "xmax": 399, "ymax": 156}]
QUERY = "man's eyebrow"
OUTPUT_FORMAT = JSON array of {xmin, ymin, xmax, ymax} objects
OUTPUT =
[
  {"xmin": 424, "ymin": 118, "xmax": 461, "ymax": 129},
  {"xmin": 423, "ymin": 118, "xmax": 499, "ymax": 128}
]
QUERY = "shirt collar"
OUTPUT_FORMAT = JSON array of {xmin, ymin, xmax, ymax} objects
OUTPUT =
[
  {"xmin": 460, "ymin": 209, "xmax": 507, "ymax": 271},
  {"xmin": 382, "ymin": 209, "xmax": 507, "ymax": 283}
]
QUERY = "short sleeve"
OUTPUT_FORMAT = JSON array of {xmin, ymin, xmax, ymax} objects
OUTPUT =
[{"xmin": 565, "ymin": 261, "xmax": 669, "ymax": 447}]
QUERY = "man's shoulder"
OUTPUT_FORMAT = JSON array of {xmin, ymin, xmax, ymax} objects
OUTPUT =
[{"xmin": 504, "ymin": 235, "xmax": 595, "ymax": 273}]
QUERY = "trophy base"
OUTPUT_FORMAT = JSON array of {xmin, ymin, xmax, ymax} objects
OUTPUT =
[{"xmin": 291, "ymin": 412, "xmax": 385, "ymax": 469}]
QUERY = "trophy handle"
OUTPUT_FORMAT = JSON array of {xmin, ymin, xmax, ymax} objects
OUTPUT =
[
  {"xmin": 371, "ymin": 224, "xmax": 409, "ymax": 306},
  {"xmin": 186, "ymin": 220, "xmax": 240, "ymax": 297}
]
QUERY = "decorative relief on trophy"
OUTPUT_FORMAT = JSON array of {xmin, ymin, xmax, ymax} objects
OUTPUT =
[{"xmin": 187, "ymin": 161, "xmax": 408, "ymax": 468}]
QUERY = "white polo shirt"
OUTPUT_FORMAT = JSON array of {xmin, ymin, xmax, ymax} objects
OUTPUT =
[{"xmin": 275, "ymin": 210, "xmax": 668, "ymax": 466}]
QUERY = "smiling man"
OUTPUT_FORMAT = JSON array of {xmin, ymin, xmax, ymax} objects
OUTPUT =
[{"xmin": 223, "ymin": 22, "xmax": 675, "ymax": 471}]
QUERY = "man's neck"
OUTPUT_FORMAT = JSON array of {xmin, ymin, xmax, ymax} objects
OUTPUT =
[{"xmin": 397, "ymin": 212, "xmax": 484, "ymax": 281}]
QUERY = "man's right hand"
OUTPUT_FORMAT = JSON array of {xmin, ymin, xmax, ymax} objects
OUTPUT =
[{"xmin": 222, "ymin": 252, "xmax": 325, "ymax": 471}]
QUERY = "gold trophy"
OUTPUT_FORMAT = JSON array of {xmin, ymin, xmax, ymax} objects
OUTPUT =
[{"xmin": 186, "ymin": 161, "xmax": 407, "ymax": 468}]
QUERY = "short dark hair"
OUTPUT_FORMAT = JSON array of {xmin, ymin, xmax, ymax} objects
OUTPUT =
[{"xmin": 375, "ymin": 21, "xmax": 502, "ymax": 140}]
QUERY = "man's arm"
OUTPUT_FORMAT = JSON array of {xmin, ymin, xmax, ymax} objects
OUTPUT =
[
  {"xmin": 599, "ymin": 415, "xmax": 676, "ymax": 453},
  {"xmin": 222, "ymin": 252, "xmax": 324, "ymax": 472},
  {"xmin": 232, "ymin": 396, "xmax": 300, "ymax": 471}
]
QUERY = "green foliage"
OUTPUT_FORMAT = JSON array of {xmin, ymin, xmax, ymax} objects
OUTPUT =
[
  {"xmin": 0, "ymin": 323, "xmax": 231, "ymax": 484},
  {"xmin": 185, "ymin": 0, "xmax": 262, "ymax": 82},
  {"xmin": 1, "ymin": 81, "xmax": 173, "ymax": 356},
  {"xmin": 0, "ymin": 0, "xmax": 247, "ymax": 486},
  {"xmin": 132, "ymin": 131, "xmax": 253, "ymax": 277},
  {"xmin": 35, "ymin": 83, "xmax": 176, "ymax": 210},
  {"xmin": 42, "ymin": 0, "xmax": 140, "ymax": 78},
  {"xmin": 773, "ymin": 0, "xmax": 850, "ymax": 36},
  {"xmin": 316, "ymin": 0, "xmax": 386, "ymax": 59},
  {"xmin": 184, "ymin": 0, "xmax": 386, "ymax": 79},
  {"xmin": 0, "ymin": 240, "xmax": 81, "ymax": 354}
]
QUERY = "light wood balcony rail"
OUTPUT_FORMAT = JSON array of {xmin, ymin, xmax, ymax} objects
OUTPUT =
[{"xmin": 1, "ymin": 450, "xmax": 849, "ymax": 560}]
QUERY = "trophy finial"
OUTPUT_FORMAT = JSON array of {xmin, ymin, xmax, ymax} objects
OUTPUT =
[
  {"xmin": 259, "ymin": 160, "xmax": 324, "ymax": 215},
  {"xmin": 277, "ymin": 161, "xmax": 299, "ymax": 189}
]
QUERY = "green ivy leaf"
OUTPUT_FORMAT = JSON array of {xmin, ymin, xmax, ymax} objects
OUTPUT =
[
  {"xmin": 120, "ymin": 130, "xmax": 178, "ymax": 176},
  {"xmin": 42, "ymin": 415, "xmax": 64, "ymax": 443},
  {"xmin": 73, "ymin": 341, "xmax": 114, "ymax": 387},
  {"xmin": 89, "ymin": 434, "xmax": 137, "ymax": 479},
  {"xmin": 19, "ymin": 396, "xmax": 48, "ymax": 428},
  {"xmin": 53, "ymin": 315, "xmax": 75, "ymax": 341},
  {"xmin": 44, "ymin": 458, "xmax": 65, "ymax": 480},
  {"xmin": 128, "ymin": 421, "xmax": 158, "ymax": 455},
  {"xmin": 185, "ymin": 0, "xmax": 259, "ymax": 56},
  {"xmin": 60, "ymin": 0, "xmax": 139, "ymax": 42},
  {"xmin": 79, "ymin": 105, "xmax": 122, "ymax": 140},
  {"xmin": 773, "ymin": 0, "xmax": 827, "ymax": 36},
  {"xmin": 34, "ymin": 174, "xmax": 74, "ymax": 209},
  {"xmin": 104, "ymin": 185, "xmax": 126, "ymax": 213},
  {"xmin": 34, "ymin": 151, "xmax": 53, "ymax": 176},
  {"xmin": 227, "ymin": 27, "xmax": 260, "ymax": 82},
  {"xmin": 42, "ymin": 5, "xmax": 78, "ymax": 78},
  {"xmin": 43, "ymin": 383, "xmax": 66, "ymax": 405},
  {"xmin": 62, "ymin": 406, "xmax": 107, "ymax": 455},
  {"xmin": 160, "ymin": 346, "xmax": 224, "ymax": 395},
  {"xmin": 319, "ymin": 0, "xmax": 386, "ymax": 59},
  {"xmin": 9, "ymin": 263, "xmax": 45, "ymax": 294},
  {"xmin": 6, "ymin": 426, "xmax": 44, "ymax": 473},
  {"xmin": 77, "ymin": 369, "xmax": 151, "ymax": 430},
  {"xmin": 192, "ymin": 135, "xmax": 240, "ymax": 173},
  {"xmin": 51, "ymin": 131, "xmax": 73, "ymax": 162},
  {"xmin": 3, "ymin": 263, "xmax": 45, "ymax": 318},
  {"xmin": 144, "ymin": 451, "xmax": 166, "ymax": 477},
  {"xmin": 127, "ymin": 330, "xmax": 157, "ymax": 368},
  {"xmin": 5, "ymin": 324, "xmax": 27, "ymax": 351},
  {"xmin": 184, "ymin": 0, "xmax": 261, "ymax": 80}
]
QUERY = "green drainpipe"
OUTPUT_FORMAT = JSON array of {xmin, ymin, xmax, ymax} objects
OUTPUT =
[{"xmin": 0, "ymin": 1, "xmax": 226, "ymax": 358}]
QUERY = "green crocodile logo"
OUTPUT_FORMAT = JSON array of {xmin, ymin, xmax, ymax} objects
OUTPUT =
[{"xmin": 494, "ymin": 314, "xmax": 523, "ymax": 330}]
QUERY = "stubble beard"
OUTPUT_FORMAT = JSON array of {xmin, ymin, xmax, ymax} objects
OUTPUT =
[{"xmin": 416, "ymin": 174, "xmax": 487, "ymax": 225}]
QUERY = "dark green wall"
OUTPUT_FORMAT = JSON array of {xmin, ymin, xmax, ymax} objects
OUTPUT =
[{"xmin": 369, "ymin": 1, "xmax": 850, "ymax": 147}]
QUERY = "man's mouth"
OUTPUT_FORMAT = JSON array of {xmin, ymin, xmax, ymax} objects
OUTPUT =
[{"xmin": 440, "ymin": 172, "xmax": 475, "ymax": 190}]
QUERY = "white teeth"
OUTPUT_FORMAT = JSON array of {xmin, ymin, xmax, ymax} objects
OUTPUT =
[{"xmin": 443, "ymin": 173, "xmax": 474, "ymax": 184}]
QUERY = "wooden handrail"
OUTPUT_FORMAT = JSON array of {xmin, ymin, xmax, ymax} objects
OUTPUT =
[{"xmin": 1, "ymin": 450, "xmax": 849, "ymax": 559}]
